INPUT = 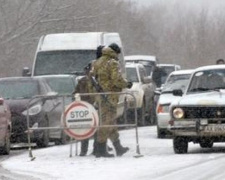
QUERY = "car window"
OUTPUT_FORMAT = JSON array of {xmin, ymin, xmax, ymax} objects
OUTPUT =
[
  {"xmin": 139, "ymin": 67, "xmax": 147, "ymax": 82},
  {"xmin": 162, "ymin": 74, "xmax": 191, "ymax": 92},
  {"xmin": 45, "ymin": 77, "xmax": 75, "ymax": 95},
  {"xmin": 0, "ymin": 80, "xmax": 39, "ymax": 99},
  {"xmin": 188, "ymin": 69, "xmax": 225, "ymax": 93},
  {"xmin": 126, "ymin": 67, "xmax": 139, "ymax": 82}
]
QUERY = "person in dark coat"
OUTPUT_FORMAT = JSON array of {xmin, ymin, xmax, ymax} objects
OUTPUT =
[
  {"xmin": 216, "ymin": 59, "xmax": 225, "ymax": 64},
  {"xmin": 73, "ymin": 62, "xmax": 95, "ymax": 156}
]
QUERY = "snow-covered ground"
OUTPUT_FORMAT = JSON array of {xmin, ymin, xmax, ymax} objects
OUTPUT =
[{"xmin": 3, "ymin": 126, "xmax": 225, "ymax": 180}]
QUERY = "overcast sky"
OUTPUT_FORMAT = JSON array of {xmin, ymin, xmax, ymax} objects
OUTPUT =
[{"xmin": 126, "ymin": 0, "xmax": 225, "ymax": 9}]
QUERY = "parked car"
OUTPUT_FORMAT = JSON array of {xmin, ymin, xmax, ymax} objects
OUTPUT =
[
  {"xmin": 125, "ymin": 63, "xmax": 156, "ymax": 126},
  {"xmin": 156, "ymin": 69, "xmax": 193, "ymax": 138},
  {"xmin": 125, "ymin": 55, "xmax": 158, "ymax": 78},
  {"xmin": 0, "ymin": 77, "xmax": 63, "ymax": 147},
  {"xmin": 0, "ymin": 98, "xmax": 11, "ymax": 155},
  {"xmin": 168, "ymin": 65, "xmax": 225, "ymax": 153},
  {"xmin": 38, "ymin": 74, "xmax": 77, "ymax": 144},
  {"xmin": 156, "ymin": 64, "xmax": 181, "ymax": 87}
]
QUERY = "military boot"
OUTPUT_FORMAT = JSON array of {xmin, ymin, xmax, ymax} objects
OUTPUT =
[
  {"xmin": 113, "ymin": 140, "xmax": 129, "ymax": 156},
  {"xmin": 79, "ymin": 140, "xmax": 89, "ymax": 156},
  {"xmin": 95, "ymin": 142, "xmax": 114, "ymax": 158},
  {"xmin": 107, "ymin": 145, "xmax": 113, "ymax": 151},
  {"xmin": 92, "ymin": 141, "xmax": 112, "ymax": 155}
]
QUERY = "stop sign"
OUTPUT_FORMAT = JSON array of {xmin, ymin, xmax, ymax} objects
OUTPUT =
[{"xmin": 61, "ymin": 101, "xmax": 99, "ymax": 140}]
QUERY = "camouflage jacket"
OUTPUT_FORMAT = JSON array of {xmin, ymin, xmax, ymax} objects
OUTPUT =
[{"xmin": 92, "ymin": 47, "xmax": 128, "ymax": 106}]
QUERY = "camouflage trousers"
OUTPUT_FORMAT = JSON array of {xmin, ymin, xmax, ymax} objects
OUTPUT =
[{"xmin": 97, "ymin": 103, "xmax": 119, "ymax": 143}]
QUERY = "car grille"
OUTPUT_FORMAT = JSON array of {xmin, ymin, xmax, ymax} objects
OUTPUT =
[{"xmin": 182, "ymin": 106, "xmax": 225, "ymax": 119}]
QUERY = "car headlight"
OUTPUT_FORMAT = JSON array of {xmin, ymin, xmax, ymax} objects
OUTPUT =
[
  {"xmin": 22, "ymin": 104, "xmax": 42, "ymax": 116},
  {"xmin": 173, "ymin": 108, "xmax": 184, "ymax": 119},
  {"xmin": 157, "ymin": 104, "xmax": 170, "ymax": 113}
]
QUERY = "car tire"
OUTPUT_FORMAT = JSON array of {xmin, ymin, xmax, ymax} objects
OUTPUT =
[
  {"xmin": 0, "ymin": 129, "xmax": 11, "ymax": 155},
  {"xmin": 157, "ymin": 126, "xmax": 166, "ymax": 139},
  {"xmin": 36, "ymin": 116, "xmax": 49, "ymax": 148},
  {"xmin": 199, "ymin": 139, "xmax": 213, "ymax": 148},
  {"xmin": 149, "ymin": 100, "xmax": 157, "ymax": 125},
  {"xmin": 173, "ymin": 136, "xmax": 188, "ymax": 154}
]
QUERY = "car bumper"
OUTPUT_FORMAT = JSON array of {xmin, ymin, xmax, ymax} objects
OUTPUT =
[
  {"xmin": 169, "ymin": 119, "xmax": 225, "ymax": 137},
  {"xmin": 157, "ymin": 113, "xmax": 170, "ymax": 128}
]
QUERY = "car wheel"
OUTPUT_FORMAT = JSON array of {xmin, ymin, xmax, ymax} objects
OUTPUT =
[
  {"xmin": 149, "ymin": 100, "xmax": 157, "ymax": 125},
  {"xmin": 0, "ymin": 129, "xmax": 11, "ymax": 155},
  {"xmin": 36, "ymin": 116, "xmax": 49, "ymax": 148},
  {"xmin": 138, "ymin": 101, "xmax": 146, "ymax": 126},
  {"xmin": 173, "ymin": 136, "xmax": 188, "ymax": 154},
  {"xmin": 199, "ymin": 139, "xmax": 213, "ymax": 148},
  {"xmin": 157, "ymin": 126, "xmax": 166, "ymax": 139}
]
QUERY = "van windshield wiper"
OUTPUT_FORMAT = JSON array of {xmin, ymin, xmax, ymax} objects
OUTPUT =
[
  {"xmin": 161, "ymin": 90, "xmax": 173, "ymax": 94},
  {"xmin": 69, "ymin": 71, "xmax": 84, "ymax": 76},
  {"xmin": 189, "ymin": 87, "xmax": 210, "ymax": 92}
]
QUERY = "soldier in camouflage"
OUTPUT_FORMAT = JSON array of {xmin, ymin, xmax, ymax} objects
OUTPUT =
[
  {"xmin": 73, "ymin": 62, "xmax": 96, "ymax": 156},
  {"xmin": 92, "ymin": 43, "xmax": 129, "ymax": 158},
  {"xmin": 74, "ymin": 45, "xmax": 113, "ymax": 156}
]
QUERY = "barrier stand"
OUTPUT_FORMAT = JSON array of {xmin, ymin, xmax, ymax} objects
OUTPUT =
[
  {"xmin": 26, "ymin": 92, "xmax": 142, "ymax": 160},
  {"xmin": 26, "ymin": 102, "xmax": 36, "ymax": 161}
]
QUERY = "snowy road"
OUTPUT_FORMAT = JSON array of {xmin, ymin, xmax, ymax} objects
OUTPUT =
[
  {"xmin": 0, "ymin": 150, "xmax": 39, "ymax": 180},
  {"xmin": 2, "ymin": 126, "xmax": 225, "ymax": 180}
]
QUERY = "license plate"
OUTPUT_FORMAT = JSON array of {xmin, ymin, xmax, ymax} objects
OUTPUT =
[{"xmin": 204, "ymin": 125, "xmax": 225, "ymax": 132}]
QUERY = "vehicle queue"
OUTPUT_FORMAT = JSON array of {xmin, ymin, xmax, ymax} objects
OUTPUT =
[{"xmin": 0, "ymin": 31, "xmax": 200, "ymax": 156}]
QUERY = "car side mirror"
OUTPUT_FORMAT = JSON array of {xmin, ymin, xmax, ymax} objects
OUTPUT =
[
  {"xmin": 172, "ymin": 89, "xmax": 183, "ymax": 96},
  {"xmin": 43, "ymin": 91, "xmax": 58, "ymax": 101},
  {"xmin": 22, "ymin": 67, "xmax": 31, "ymax": 77},
  {"xmin": 47, "ymin": 91, "xmax": 58, "ymax": 97}
]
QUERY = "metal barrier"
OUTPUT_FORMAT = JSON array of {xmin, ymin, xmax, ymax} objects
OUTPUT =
[{"xmin": 25, "ymin": 91, "xmax": 141, "ymax": 160}]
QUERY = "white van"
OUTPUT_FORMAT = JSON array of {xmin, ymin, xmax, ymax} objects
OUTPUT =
[
  {"xmin": 24, "ymin": 32, "xmax": 127, "ymax": 121},
  {"xmin": 29, "ymin": 32, "xmax": 126, "ymax": 77}
]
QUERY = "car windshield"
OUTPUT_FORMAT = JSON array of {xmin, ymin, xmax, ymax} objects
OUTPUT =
[
  {"xmin": 34, "ymin": 50, "xmax": 96, "ymax": 76},
  {"xmin": 126, "ymin": 67, "xmax": 139, "ymax": 82},
  {"xmin": 143, "ymin": 65, "xmax": 153, "ymax": 77},
  {"xmin": 0, "ymin": 80, "xmax": 39, "ymax": 99},
  {"xmin": 44, "ymin": 77, "xmax": 76, "ymax": 95},
  {"xmin": 162, "ymin": 74, "xmax": 191, "ymax": 93},
  {"xmin": 188, "ymin": 69, "xmax": 225, "ymax": 93}
]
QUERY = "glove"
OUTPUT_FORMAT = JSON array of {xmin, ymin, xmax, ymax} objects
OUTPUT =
[{"xmin": 127, "ymin": 82, "xmax": 133, "ymax": 89}]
